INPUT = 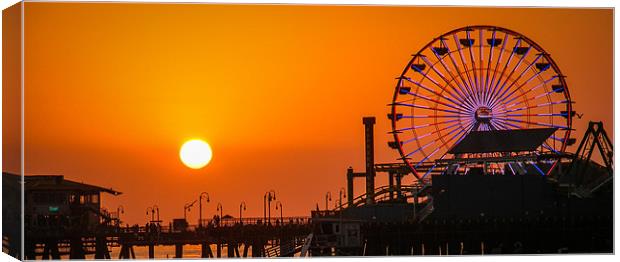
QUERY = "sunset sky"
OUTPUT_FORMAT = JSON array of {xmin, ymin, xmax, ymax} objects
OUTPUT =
[{"xmin": 4, "ymin": 3, "xmax": 612, "ymax": 224}]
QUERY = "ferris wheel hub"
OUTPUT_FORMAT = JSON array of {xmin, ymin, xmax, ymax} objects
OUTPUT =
[{"xmin": 475, "ymin": 107, "xmax": 492, "ymax": 122}]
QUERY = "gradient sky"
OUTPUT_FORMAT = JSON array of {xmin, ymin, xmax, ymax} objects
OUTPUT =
[{"xmin": 10, "ymin": 3, "xmax": 613, "ymax": 225}]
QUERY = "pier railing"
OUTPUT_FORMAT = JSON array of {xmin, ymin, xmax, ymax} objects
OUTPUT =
[
  {"xmin": 117, "ymin": 216, "xmax": 312, "ymax": 234},
  {"xmin": 196, "ymin": 216, "xmax": 311, "ymax": 228}
]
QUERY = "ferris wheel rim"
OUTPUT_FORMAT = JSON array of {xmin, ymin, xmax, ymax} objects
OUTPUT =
[{"xmin": 390, "ymin": 25, "xmax": 573, "ymax": 179}]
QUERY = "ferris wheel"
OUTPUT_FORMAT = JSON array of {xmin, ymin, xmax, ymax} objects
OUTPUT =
[{"xmin": 389, "ymin": 25, "xmax": 574, "ymax": 180}]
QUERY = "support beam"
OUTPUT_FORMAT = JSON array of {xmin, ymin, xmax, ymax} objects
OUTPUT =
[
  {"xmin": 175, "ymin": 244, "xmax": 183, "ymax": 258},
  {"xmin": 363, "ymin": 117, "xmax": 376, "ymax": 205},
  {"xmin": 201, "ymin": 242, "xmax": 213, "ymax": 258},
  {"xmin": 396, "ymin": 173, "xmax": 402, "ymax": 200},
  {"xmin": 68, "ymin": 238, "xmax": 83, "ymax": 259},
  {"xmin": 227, "ymin": 243, "xmax": 235, "ymax": 257},
  {"xmin": 95, "ymin": 236, "xmax": 109, "ymax": 259},
  {"xmin": 347, "ymin": 167, "xmax": 354, "ymax": 207},
  {"xmin": 148, "ymin": 244, "xmax": 155, "ymax": 259},
  {"xmin": 388, "ymin": 172, "xmax": 395, "ymax": 200}
]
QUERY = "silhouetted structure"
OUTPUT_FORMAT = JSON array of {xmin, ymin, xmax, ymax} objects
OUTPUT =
[
  {"xmin": 2, "ymin": 172, "xmax": 22, "ymax": 259},
  {"xmin": 8, "ymin": 174, "xmax": 122, "ymax": 259},
  {"xmin": 309, "ymin": 118, "xmax": 613, "ymax": 256}
]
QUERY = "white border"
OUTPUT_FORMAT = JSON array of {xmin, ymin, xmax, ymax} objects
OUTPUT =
[{"xmin": 0, "ymin": 1, "xmax": 617, "ymax": 262}]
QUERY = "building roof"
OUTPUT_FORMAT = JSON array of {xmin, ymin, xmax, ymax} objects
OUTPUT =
[
  {"xmin": 2, "ymin": 172, "xmax": 122, "ymax": 195},
  {"xmin": 448, "ymin": 128, "xmax": 557, "ymax": 154}
]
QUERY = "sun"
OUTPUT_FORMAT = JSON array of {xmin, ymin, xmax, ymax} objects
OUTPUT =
[{"xmin": 179, "ymin": 139, "xmax": 213, "ymax": 169}]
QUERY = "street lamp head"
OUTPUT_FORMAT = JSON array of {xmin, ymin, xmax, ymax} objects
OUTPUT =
[{"xmin": 200, "ymin": 192, "xmax": 210, "ymax": 202}]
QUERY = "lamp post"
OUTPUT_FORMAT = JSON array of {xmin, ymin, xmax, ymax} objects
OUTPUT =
[
  {"xmin": 146, "ymin": 206, "xmax": 156, "ymax": 222},
  {"xmin": 216, "ymin": 203, "xmax": 223, "ymax": 226},
  {"xmin": 325, "ymin": 191, "xmax": 332, "ymax": 211},
  {"xmin": 184, "ymin": 200, "xmax": 197, "ymax": 221},
  {"xmin": 199, "ymin": 192, "xmax": 210, "ymax": 227},
  {"xmin": 263, "ymin": 190, "xmax": 276, "ymax": 224},
  {"xmin": 152, "ymin": 205, "xmax": 160, "ymax": 223},
  {"xmin": 116, "ymin": 205, "xmax": 124, "ymax": 227},
  {"xmin": 275, "ymin": 201, "xmax": 283, "ymax": 224},
  {"xmin": 338, "ymin": 187, "xmax": 346, "ymax": 210},
  {"xmin": 239, "ymin": 201, "xmax": 246, "ymax": 224}
]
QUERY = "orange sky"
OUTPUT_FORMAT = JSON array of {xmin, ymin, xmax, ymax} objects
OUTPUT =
[{"xmin": 9, "ymin": 3, "xmax": 613, "ymax": 224}]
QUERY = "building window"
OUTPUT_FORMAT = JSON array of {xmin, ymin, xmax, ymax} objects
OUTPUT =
[{"xmin": 91, "ymin": 194, "xmax": 99, "ymax": 204}]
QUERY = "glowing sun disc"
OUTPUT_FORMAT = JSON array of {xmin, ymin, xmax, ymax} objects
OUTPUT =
[{"xmin": 180, "ymin": 139, "xmax": 213, "ymax": 169}]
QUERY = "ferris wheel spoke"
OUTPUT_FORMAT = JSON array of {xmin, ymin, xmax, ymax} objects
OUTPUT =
[
  {"xmin": 400, "ymin": 121, "xmax": 463, "ymax": 145},
  {"xmin": 493, "ymin": 116, "xmax": 568, "ymax": 129},
  {"xmin": 504, "ymin": 113, "xmax": 564, "ymax": 117},
  {"xmin": 404, "ymin": 140, "xmax": 436, "ymax": 157},
  {"xmin": 399, "ymin": 114, "xmax": 465, "ymax": 119},
  {"xmin": 457, "ymin": 30, "xmax": 480, "ymax": 100},
  {"xmin": 487, "ymin": 47, "xmax": 534, "ymax": 109},
  {"xmin": 439, "ymin": 38, "xmax": 480, "ymax": 105},
  {"xmin": 395, "ymin": 118, "xmax": 462, "ymax": 134},
  {"xmin": 417, "ymin": 120, "xmax": 469, "ymax": 165},
  {"xmin": 532, "ymin": 88, "xmax": 561, "ymax": 100},
  {"xmin": 413, "ymin": 119, "xmax": 462, "ymax": 129},
  {"xmin": 485, "ymin": 33, "xmax": 510, "ymax": 104},
  {"xmin": 412, "ymin": 66, "xmax": 477, "ymax": 110},
  {"xmin": 499, "ymin": 75, "xmax": 559, "ymax": 110},
  {"xmin": 492, "ymin": 118, "xmax": 522, "ymax": 129},
  {"xmin": 489, "ymin": 60, "xmax": 548, "ymax": 110},
  {"xmin": 496, "ymin": 100, "xmax": 569, "ymax": 115},
  {"xmin": 403, "ymin": 77, "xmax": 475, "ymax": 112},
  {"xmin": 400, "ymin": 87, "xmax": 469, "ymax": 112},
  {"xmin": 489, "ymin": 53, "xmax": 543, "ymax": 109},
  {"xmin": 426, "ymin": 55, "xmax": 478, "ymax": 111},
  {"xmin": 483, "ymin": 30, "xmax": 498, "ymax": 104},
  {"xmin": 489, "ymin": 119, "xmax": 512, "ymax": 130},
  {"xmin": 465, "ymin": 30, "xmax": 481, "ymax": 100},
  {"xmin": 452, "ymin": 36, "xmax": 482, "ymax": 105},
  {"xmin": 486, "ymin": 38, "xmax": 520, "ymax": 106},
  {"xmin": 404, "ymin": 119, "xmax": 473, "ymax": 158},
  {"xmin": 479, "ymin": 29, "xmax": 484, "ymax": 92},
  {"xmin": 489, "ymin": 43, "xmax": 532, "ymax": 107},
  {"xmin": 415, "ymin": 147, "xmax": 441, "ymax": 168},
  {"xmin": 455, "ymin": 121, "xmax": 476, "ymax": 144},
  {"xmin": 439, "ymin": 122, "xmax": 471, "ymax": 150},
  {"xmin": 419, "ymin": 56, "xmax": 478, "ymax": 110},
  {"xmin": 392, "ymin": 102, "xmax": 468, "ymax": 115}
]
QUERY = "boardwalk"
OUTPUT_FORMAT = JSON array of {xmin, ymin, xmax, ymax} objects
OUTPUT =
[{"xmin": 25, "ymin": 217, "xmax": 312, "ymax": 259}]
